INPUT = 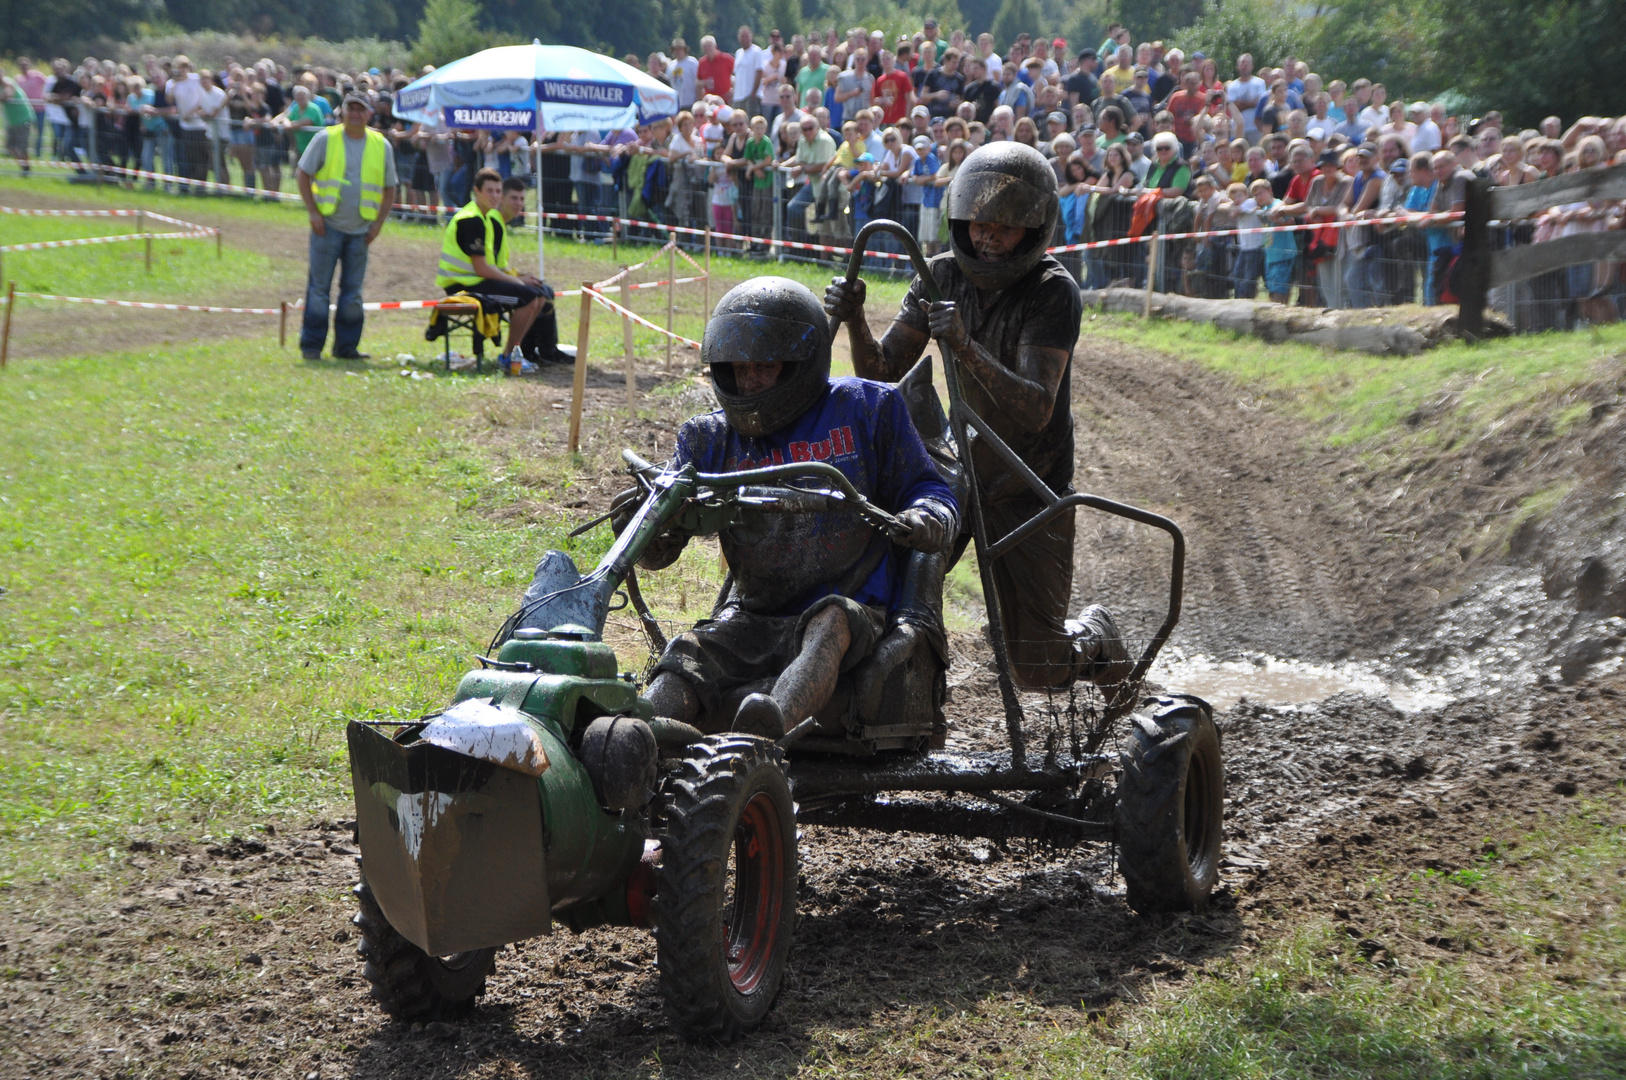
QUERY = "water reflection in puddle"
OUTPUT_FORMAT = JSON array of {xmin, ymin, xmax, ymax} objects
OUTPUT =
[{"xmin": 1154, "ymin": 653, "xmax": 1454, "ymax": 712}]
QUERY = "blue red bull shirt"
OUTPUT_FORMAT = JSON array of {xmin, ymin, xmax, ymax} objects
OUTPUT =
[{"xmin": 670, "ymin": 377, "xmax": 958, "ymax": 617}]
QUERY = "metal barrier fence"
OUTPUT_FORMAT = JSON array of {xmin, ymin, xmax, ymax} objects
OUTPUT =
[{"xmin": 7, "ymin": 101, "xmax": 1622, "ymax": 326}]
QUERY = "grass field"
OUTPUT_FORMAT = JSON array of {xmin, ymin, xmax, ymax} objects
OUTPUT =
[
  {"xmin": 3, "ymin": 178, "xmax": 1624, "ymax": 1078},
  {"xmin": 0, "ymin": 212, "xmax": 299, "ymax": 302},
  {"xmin": 1090, "ymin": 313, "xmax": 1626, "ymax": 449}
]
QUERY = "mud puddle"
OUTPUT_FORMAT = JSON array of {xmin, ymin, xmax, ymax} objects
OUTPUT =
[{"xmin": 1155, "ymin": 651, "xmax": 1454, "ymax": 711}]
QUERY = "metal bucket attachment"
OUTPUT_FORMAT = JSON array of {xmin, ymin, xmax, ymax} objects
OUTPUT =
[{"xmin": 348, "ymin": 721, "xmax": 551, "ymax": 956}]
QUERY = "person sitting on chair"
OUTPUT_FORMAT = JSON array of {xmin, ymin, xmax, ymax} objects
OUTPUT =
[
  {"xmin": 623, "ymin": 277, "xmax": 959, "ymax": 739},
  {"xmin": 435, "ymin": 167, "xmax": 549, "ymax": 374},
  {"xmin": 497, "ymin": 175, "xmax": 573, "ymax": 365}
]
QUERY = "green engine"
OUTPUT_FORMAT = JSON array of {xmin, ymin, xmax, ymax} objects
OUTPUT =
[{"xmin": 347, "ymin": 627, "xmax": 658, "ymax": 958}]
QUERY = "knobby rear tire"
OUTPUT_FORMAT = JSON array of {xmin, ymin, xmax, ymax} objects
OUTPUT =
[
  {"xmin": 353, "ymin": 875, "xmax": 496, "ymax": 1021},
  {"xmin": 1116, "ymin": 695, "xmax": 1225, "ymax": 914},
  {"xmin": 654, "ymin": 735, "xmax": 798, "ymax": 1043}
]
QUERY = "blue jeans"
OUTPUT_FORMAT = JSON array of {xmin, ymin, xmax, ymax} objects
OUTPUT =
[
  {"xmin": 301, "ymin": 226, "xmax": 369, "ymax": 355},
  {"xmin": 1343, "ymin": 246, "xmax": 1377, "ymax": 308},
  {"xmin": 1232, "ymin": 248, "xmax": 1264, "ymax": 298},
  {"xmin": 575, "ymin": 180, "xmax": 605, "ymax": 236},
  {"xmin": 786, "ymin": 183, "xmax": 816, "ymax": 241}
]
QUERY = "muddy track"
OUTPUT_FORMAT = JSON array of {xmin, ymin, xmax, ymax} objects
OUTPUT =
[
  {"xmin": 2, "ymin": 294, "xmax": 1623, "ymax": 1077},
  {"xmin": 1064, "ymin": 332, "xmax": 1386, "ymax": 662}
]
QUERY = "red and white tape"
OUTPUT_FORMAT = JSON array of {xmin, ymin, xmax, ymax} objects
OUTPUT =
[
  {"xmin": 5, "ymin": 290, "xmax": 280, "ymax": 314},
  {"xmin": 0, "ymin": 230, "xmax": 211, "ymax": 253},
  {"xmin": 1045, "ymin": 210, "xmax": 1465, "ymax": 254},
  {"xmin": 581, "ymin": 286, "xmax": 702, "ymax": 349}
]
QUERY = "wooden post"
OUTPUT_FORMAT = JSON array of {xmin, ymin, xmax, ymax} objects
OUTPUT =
[
  {"xmin": 1457, "ymin": 176, "xmax": 1493, "ymax": 341},
  {"xmin": 1, "ymin": 282, "xmax": 14, "ymax": 368},
  {"xmin": 620, "ymin": 267, "xmax": 637, "ymax": 413},
  {"xmin": 703, "ymin": 222, "xmax": 711, "ymax": 320},
  {"xmin": 279, "ymin": 301, "xmax": 288, "ymax": 348},
  {"xmin": 665, "ymin": 237, "xmax": 676, "ymax": 370},
  {"xmin": 216, "ymin": 228, "xmax": 222, "ymax": 259},
  {"xmin": 568, "ymin": 283, "xmax": 593, "ymax": 453}
]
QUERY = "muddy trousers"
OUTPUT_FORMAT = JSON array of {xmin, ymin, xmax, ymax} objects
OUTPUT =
[{"xmin": 954, "ymin": 493, "xmax": 1078, "ymax": 690}]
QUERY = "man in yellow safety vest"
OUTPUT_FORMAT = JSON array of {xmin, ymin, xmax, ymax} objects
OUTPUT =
[
  {"xmin": 294, "ymin": 92, "xmax": 395, "ymax": 361},
  {"xmin": 436, "ymin": 167, "xmax": 549, "ymax": 374}
]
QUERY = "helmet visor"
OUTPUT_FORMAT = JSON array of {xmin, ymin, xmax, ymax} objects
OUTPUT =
[{"xmin": 704, "ymin": 313, "xmax": 823, "ymax": 368}]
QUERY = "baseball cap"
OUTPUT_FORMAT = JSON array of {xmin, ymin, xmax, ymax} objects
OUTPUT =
[
  {"xmin": 1389, "ymin": 160, "xmax": 1408, "ymax": 174},
  {"xmin": 1053, "ymin": 38, "xmax": 1066, "ymax": 51},
  {"xmin": 1079, "ymin": 48, "xmax": 1097, "ymax": 60},
  {"xmin": 912, "ymin": 135, "xmax": 932, "ymax": 150},
  {"xmin": 1047, "ymin": 111, "xmax": 1068, "ymax": 126},
  {"xmin": 1318, "ymin": 148, "xmax": 1341, "ymax": 166},
  {"xmin": 1191, "ymin": 51, "xmax": 1207, "ymax": 61},
  {"xmin": 1133, "ymin": 66, "xmax": 1149, "ymax": 77},
  {"xmin": 911, "ymin": 104, "xmax": 929, "ymax": 118},
  {"xmin": 1356, "ymin": 142, "xmax": 1377, "ymax": 157},
  {"xmin": 342, "ymin": 91, "xmax": 373, "ymax": 110},
  {"xmin": 923, "ymin": 16, "xmax": 938, "ymax": 26},
  {"xmin": 1076, "ymin": 124, "xmax": 1097, "ymax": 136}
]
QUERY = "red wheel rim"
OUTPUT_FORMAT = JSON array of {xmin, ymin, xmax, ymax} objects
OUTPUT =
[{"xmin": 724, "ymin": 790, "xmax": 786, "ymax": 994}]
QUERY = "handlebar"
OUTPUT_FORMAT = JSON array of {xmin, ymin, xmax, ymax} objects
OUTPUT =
[{"xmin": 620, "ymin": 449, "xmax": 908, "ymax": 537}]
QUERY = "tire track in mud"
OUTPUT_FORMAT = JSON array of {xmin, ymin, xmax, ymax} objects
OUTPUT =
[{"xmin": 1063, "ymin": 332, "xmax": 1378, "ymax": 662}]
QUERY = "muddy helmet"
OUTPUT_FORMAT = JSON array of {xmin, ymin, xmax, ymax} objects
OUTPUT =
[
  {"xmin": 702, "ymin": 277, "xmax": 832, "ymax": 438},
  {"xmin": 944, "ymin": 142, "xmax": 1060, "ymax": 291}
]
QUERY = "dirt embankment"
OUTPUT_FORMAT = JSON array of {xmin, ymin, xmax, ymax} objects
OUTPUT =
[{"xmin": 2, "ymin": 325, "xmax": 1624, "ymax": 1078}]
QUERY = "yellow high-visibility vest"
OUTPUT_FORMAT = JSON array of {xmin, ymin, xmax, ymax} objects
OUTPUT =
[
  {"xmin": 312, "ymin": 125, "xmax": 388, "ymax": 220},
  {"xmin": 437, "ymin": 200, "xmax": 502, "ymax": 290}
]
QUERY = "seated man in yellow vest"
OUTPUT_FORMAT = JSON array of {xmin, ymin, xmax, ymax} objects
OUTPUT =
[
  {"xmin": 436, "ymin": 167, "xmax": 550, "ymax": 375},
  {"xmin": 294, "ymin": 92, "xmax": 395, "ymax": 361},
  {"xmin": 500, "ymin": 175, "xmax": 573, "ymax": 365}
]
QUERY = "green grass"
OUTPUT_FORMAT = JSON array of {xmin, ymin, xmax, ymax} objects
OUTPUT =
[
  {"xmin": 0, "ymin": 334, "xmax": 617, "ymax": 877},
  {"xmin": 1032, "ymin": 799, "xmax": 1626, "ymax": 1079},
  {"xmin": 0, "ymin": 212, "xmax": 298, "ymax": 302},
  {"xmin": 1088, "ymin": 313, "xmax": 1626, "ymax": 447}
]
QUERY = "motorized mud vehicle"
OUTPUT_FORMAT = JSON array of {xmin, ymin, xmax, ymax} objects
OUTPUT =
[{"xmin": 345, "ymin": 223, "xmax": 1223, "ymax": 1041}]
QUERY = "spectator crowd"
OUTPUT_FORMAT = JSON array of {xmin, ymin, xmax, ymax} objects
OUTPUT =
[{"xmin": 4, "ymin": 19, "xmax": 1625, "ymax": 326}]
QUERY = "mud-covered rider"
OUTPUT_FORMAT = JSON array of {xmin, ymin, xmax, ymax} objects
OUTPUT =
[
  {"xmin": 625, "ymin": 278, "xmax": 960, "ymax": 739},
  {"xmin": 823, "ymin": 141, "xmax": 1129, "ymax": 689}
]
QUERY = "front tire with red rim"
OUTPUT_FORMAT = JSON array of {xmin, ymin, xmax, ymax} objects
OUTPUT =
[{"xmin": 655, "ymin": 735, "xmax": 797, "ymax": 1042}]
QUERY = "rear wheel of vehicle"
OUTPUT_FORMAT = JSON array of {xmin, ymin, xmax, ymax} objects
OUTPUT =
[
  {"xmin": 655, "ymin": 735, "xmax": 797, "ymax": 1043},
  {"xmin": 352, "ymin": 876, "xmax": 496, "ymax": 1021},
  {"xmin": 1116, "ymin": 695, "xmax": 1224, "ymax": 914}
]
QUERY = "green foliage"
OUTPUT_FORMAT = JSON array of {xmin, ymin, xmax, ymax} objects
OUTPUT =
[
  {"xmin": 0, "ymin": 0, "xmax": 163, "ymax": 59},
  {"xmin": 1425, "ymin": 0, "xmax": 1626, "ymax": 127},
  {"xmin": 1170, "ymin": 0, "xmax": 1309, "ymax": 77},
  {"xmin": 1108, "ymin": 0, "xmax": 1206, "ymax": 42},
  {"xmin": 1303, "ymin": 0, "xmax": 1441, "ymax": 104},
  {"xmin": 989, "ymin": 0, "xmax": 1041, "ymax": 57},
  {"xmin": 410, "ymin": 0, "xmax": 511, "ymax": 68}
]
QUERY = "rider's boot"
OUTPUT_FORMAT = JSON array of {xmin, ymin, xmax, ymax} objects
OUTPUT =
[{"xmin": 1066, "ymin": 604, "xmax": 1133, "ymax": 685}]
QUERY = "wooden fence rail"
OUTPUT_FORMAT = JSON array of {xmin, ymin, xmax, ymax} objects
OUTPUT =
[{"xmin": 1459, "ymin": 162, "xmax": 1626, "ymax": 337}]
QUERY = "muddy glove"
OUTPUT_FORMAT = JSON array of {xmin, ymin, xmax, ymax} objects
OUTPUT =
[
  {"xmin": 823, "ymin": 276, "xmax": 867, "ymax": 324},
  {"xmin": 918, "ymin": 299, "xmax": 970, "ymax": 351},
  {"xmin": 895, "ymin": 499, "xmax": 956, "ymax": 553}
]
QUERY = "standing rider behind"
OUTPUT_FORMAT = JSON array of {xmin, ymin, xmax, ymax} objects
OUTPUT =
[
  {"xmin": 436, "ymin": 167, "xmax": 549, "ymax": 375},
  {"xmin": 823, "ymin": 141, "xmax": 1129, "ymax": 690},
  {"xmin": 630, "ymin": 278, "xmax": 959, "ymax": 739},
  {"xmin": 295, "ymin": 92, "xmax": 395, "ymax": 361}
]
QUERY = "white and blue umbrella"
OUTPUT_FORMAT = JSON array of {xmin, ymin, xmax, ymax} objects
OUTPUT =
[
  {"xmin": 394, "ymin": 41, "xmax": 677, "ymax": 133},
  {"xmin": 395, "ymin": 42, "xmax": 676, "ymax": 280}
]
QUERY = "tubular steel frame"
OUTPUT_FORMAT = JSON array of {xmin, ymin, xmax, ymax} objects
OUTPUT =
[{"xmin": 827, "ymin": 219, "xmax": 1187, "ymax": 775}]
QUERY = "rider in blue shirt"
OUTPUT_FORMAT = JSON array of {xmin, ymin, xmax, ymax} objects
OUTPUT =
[{"xmin": 630, "ymin": 277, "xmax": 958, "ymax": 738}]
